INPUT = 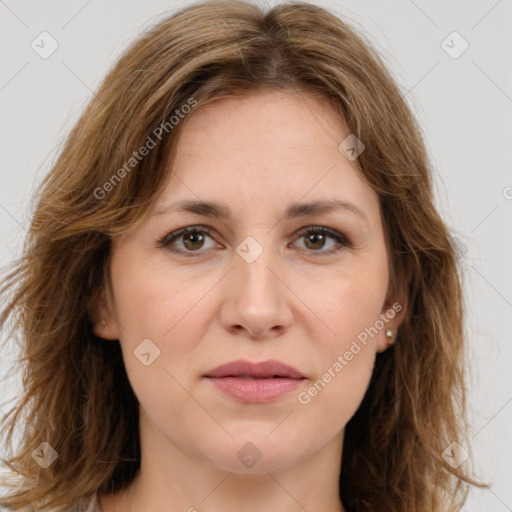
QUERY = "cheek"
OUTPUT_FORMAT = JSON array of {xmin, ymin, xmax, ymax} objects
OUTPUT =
[
  {"xmin": 110, "ymin": 248, "xmax": 208, "ymax": 342},
  {"xmin": 298, "ymin": 282, "xmax": 381, "ymax": 430},
  {"xmin": 297, "ymin": 254, "xmax": 388, "ymax": 420},
  {"xmin": 299, "ymin": 350, "xmax": 375, "ymax": 437},
  {"xmin": 107, "ymin": 248, "xmax": 214, "ymax": 400},
  {"xmin": 312, "ymin": 255, "xmax": 389, "ymax": 351}
]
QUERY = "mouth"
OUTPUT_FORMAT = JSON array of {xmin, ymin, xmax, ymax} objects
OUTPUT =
[
  {"xmin": 204, "ymin": 359, "xmax": 305, "ymax": 379},
  {"xmin": 221, "ymin": 375, "xmax": 294, "ymax": 379},
  {"xmin": 204, "ymin": 359, "xmax": 305, "ymax": 403}
]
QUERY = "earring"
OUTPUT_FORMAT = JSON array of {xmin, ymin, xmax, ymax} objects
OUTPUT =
[
  {"xmin": 101, "ymin": 319, "xmax": 106, "ymax": 326},
  {"xmin": 385, "ymin": 328, "xmax": 394, "ymax": 346}
]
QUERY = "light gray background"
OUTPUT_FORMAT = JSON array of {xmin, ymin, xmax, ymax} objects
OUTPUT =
[{"xmin": 1, "ymin": 1, "xmax": 511, "ymax": 510}]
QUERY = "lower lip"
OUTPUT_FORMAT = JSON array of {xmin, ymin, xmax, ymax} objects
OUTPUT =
[{"xmin": 206, "ymin": 376, "xmax": 304, "ymax": 403}]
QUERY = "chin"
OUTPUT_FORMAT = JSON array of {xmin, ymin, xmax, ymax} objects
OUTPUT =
[{"xmin": 200, "ymin": 432, "xmax": 310, "ymax": 475}]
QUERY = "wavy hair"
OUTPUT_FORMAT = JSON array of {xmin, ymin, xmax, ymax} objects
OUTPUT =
[{"xmin": 0, "ymin": 1, "xmax": 485, "ymax": 510}]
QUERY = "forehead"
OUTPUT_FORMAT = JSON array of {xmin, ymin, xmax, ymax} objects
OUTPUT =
[
  {"xmin": 155, "ymin": 90, "xmax": 379, "ymax": 221},
  {"xmin": 174, "ymin": 90, "xmax": 346, "ymax": 161}
]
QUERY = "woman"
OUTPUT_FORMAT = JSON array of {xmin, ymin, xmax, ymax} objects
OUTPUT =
[{"xmin": 0, "ymin": 1, "xmax": 485, "ymax": 510}]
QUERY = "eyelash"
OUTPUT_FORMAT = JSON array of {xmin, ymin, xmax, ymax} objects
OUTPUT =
[{"xmin": 158, "ymin": 225, "xmax": 352, "ymax": 258}]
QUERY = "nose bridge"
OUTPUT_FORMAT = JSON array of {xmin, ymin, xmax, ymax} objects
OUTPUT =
[
  {"xmin": 220, "ymin": 234, "xmax": 293, "ymax": 338},
  {"xmin": 234, "ymin": 234, "xmax": 281, "ymax": 305}
]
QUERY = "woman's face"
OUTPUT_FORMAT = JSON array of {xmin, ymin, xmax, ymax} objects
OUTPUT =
[{"xmin": 95, "ymin": 90, "xmax": 405, "ymax": 475}]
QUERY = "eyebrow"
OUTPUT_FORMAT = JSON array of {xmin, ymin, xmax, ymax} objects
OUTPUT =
[{"xmin": 153, "ymin": 198, "xmax": 368, "ymax": 223}]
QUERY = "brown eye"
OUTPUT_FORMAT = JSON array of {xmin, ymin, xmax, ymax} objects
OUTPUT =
[
  {"xmin": 292, "ymin": 226, "xmax": 351, "ymax": 254},
  {"xmin": 182, "ymin": 231, "xmax": 206, "ymax": 251},
  {"xmin": 303, "ymin": 232, "xmax": 327, "ymax": 250},
  {"xmin": 160, "ymin": 226, "xmax": 219, "ymax": 256}
]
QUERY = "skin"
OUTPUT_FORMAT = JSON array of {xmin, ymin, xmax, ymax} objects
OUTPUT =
[{"xmin": 93, "ymin": 90, "xmax": 408, "ymax": 512}]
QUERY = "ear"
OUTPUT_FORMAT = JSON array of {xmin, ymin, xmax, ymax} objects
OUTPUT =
[
  {"xmin": 90, "ymin": 287, "xmax": 120, "ymax": 341},
  {"xmin": 376, "ymin": 265, "xmax": 412, "ymax": 353}
]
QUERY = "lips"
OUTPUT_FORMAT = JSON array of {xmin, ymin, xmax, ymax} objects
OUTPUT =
[
  {"xmin": 204, "ymin": 359, "xmax": 305, "ymax": 403},
  {"xmin": 204, "ymin": 359, "xmax": 304, "ymax": 379}
]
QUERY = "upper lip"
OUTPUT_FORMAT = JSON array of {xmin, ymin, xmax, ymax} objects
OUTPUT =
[{"xmin": 204, "ymin": 359, "xmax": 305, "ymax": 379}]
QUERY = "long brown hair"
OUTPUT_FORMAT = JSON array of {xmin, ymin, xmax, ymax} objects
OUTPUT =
[{"xmin": 0, "ymin": 1, "xmax": 486, "ymax": 510}]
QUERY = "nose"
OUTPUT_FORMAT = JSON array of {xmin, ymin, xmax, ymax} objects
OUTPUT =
[{"xmin": 219, "ymin": 242, "xmax": 294, "ymax": 340}]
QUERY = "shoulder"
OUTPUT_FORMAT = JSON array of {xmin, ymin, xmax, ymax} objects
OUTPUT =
[{"xmin": 0, "ymin": 493, "xmax": 100, "ymax": 512}]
